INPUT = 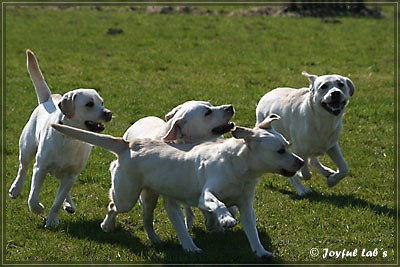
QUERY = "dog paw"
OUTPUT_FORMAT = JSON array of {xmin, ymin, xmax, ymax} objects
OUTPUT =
[
  {"xmin": 147, "ymin": 232, "xmax": 162, "ymax": 245},
  {"xmin": 322, "ymin": 168, "xmax": 336, "ymax": 178},
  {"xmin": 45, "ymin": 216, "xmax": 59, "ymax": 229},
  {"xmin": 63, "ymin": 202, "xmax": 76, "ymax": 214},
  {"xmin": 297, "ymin": 187, "xmax": 312, "ymax": 196},
  {"xmin": 29, "ymin": 202, "xmax": 45, "ymax": 214},
  {"xmin": 100, "ymin": 221, "xmax": 115, "ymax": 232},
  {"xmin": 219, "ymin": 214, "xmax": 237, "ymax": 228},
  {"xmin": 184, "ymin": 246, "xmax": 203, "ymax": 254},
  {"xmin": 327, "ymin": 173, "xmax": 344, "ymax": 187},
  {"xmin": 9, "ymin": 191, "xmax": 20, "ymax": 199},
  {"xmin": 259, "ymin": 250, "xmax": 274, "ymax": 259},
  {"xmin": 9, "ymin": 184, "xmax": 23, "ymax": 199}
]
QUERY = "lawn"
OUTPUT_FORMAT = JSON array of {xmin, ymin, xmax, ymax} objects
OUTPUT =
[{"xmin": 2, "ymin": 4, "xmax": 397, "ymax": 264}]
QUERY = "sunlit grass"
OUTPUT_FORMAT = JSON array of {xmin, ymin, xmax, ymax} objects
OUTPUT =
[{"xmin": 4, "ymin": 4, "xmax": 396, "ymax": 264}]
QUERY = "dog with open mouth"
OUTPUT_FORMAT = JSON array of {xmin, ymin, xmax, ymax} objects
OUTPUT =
[
  {"xmin": 122, "ymin": 100, "xmax": 235, "ymax": 244},
  {"xmin": 256, "ymin": 71, "xmax": 355, "ymax": 196},
  {"xmin": 8, "ymin": 50, "xmax": 112, "ymax": 228},
  {"xmin": 52, "ymin": 114, "xmax": 303, "ymax": 258}
]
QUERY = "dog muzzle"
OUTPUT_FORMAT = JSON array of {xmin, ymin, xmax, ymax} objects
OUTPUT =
[
  {"xmin": 321, "ymin": 100, "xmax": 347, "ymax": 116},
  {"xmin": 211, "ymin": 122, "xmax": 235, "ymax": 135}
]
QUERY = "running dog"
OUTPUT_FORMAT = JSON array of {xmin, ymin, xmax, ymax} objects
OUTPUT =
[
  {"xmin": 52, "ymin": 114, "xmax": 303, "ymax": 258},
  {"xmin": 8, "ymin": 50, "xmax": 112, "ymax": 228},
  {"xmin": 256, "ymin": 71, "xmax": 354, "ymax": 196}
]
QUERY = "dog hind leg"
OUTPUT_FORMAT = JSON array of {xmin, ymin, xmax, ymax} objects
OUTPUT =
[
  {"xmin": 28, "ymin": 163, "xmax": 46, "ymax": 215},
  {"xmin": 9, "ymin": 129, "xmax": 37, "ymax": 199},
  {"xmin": 141, "ymin": 188, "xmax": 161, "ymax": 244},
  {"xmin": 101, "ymin": 175, "xmax": 141, "ymax": 232},
  {"xmin": 63, "ymin": 192, "xmax": 76, "ymax": 214}
]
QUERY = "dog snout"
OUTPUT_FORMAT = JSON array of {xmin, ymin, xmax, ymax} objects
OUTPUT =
[
  {"xmin": 104, "ymin": 109, "xmax": 113, "ymax": 122},
  {"xmin": 224, "ymin": 105, "xmax": 235, "ymax": 115},
  {"xmin": 330, "ymin": 91, "xmax": 342, "ymax": 102}
]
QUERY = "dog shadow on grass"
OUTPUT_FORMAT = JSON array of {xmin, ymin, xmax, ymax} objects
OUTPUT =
[
  {"xmin": 161, "ymin": 227, "xmax": 284, "ymax": 264},
  {"xmin": 65, "ymin": 219, "xmax": 147, "ymax": 254},
  {"xmin": 266, "ymin": 184, "xmax": 395, "ymax": 217},
  {"xmin": 66, "ymin": 218, "xmax": 283, "ymax": 263}
]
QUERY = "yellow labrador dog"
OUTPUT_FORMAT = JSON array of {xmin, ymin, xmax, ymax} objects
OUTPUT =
[
  {"xmin": 256, "ymin": 71, "xmax": 355, "ymax": 196},
  {"xmin": 8, "ymin": 50, "xmax": 112, "ymax": 228},
  {"xmin": 123, "ymin": 101, "xmax": 235, "ymax": 243},
  {"xmin": 52, "ymin": 114, "xmax": 303, "ymax": 258}
]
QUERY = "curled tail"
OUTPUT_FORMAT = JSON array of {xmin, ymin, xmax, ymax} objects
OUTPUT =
[
  {"xmin": 51, "ymin": 124, "xmax": 128, "ymax": 156},
  {"xmin": 26, "ymin": 49, "xmax": 52, "ymax": 104}
]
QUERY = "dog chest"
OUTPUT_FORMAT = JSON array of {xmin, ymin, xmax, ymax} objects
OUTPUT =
[{"xmin": 37, "ymin": 138, "xmax": 92, "ymax": 177}]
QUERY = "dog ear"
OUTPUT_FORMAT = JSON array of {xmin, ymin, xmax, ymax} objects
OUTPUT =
[
  {"xmin": 58, "ymin": 92, "xmax": 76, "ymax": 119},
  {"xmin": 257, "ymin": 114, "xmax": 280, "ymax": 130},
  {"xmin": 232, "ymin": 126, "xmax": 255, "ymax": 142},
  {"xmin": 345, "ymin": 78, "xmax": 355, "ymax": 96},
  {"xmin": 165, "ymin": 104, "xmax": 183, "ymax": 122},
  {"xmin": 302, "ymin": 71, "xmax": 318, "ymax": 84},
  {"xmin": 162, "ymin": 118, "xmax": 185, "ymax": 141}
]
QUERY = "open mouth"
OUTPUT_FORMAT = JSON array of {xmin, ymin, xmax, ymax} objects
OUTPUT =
[
  {"xmin": 85, "ymin": 121, "xmax": 105, "ymax": 133},
  {"xmin": 281, "ymin": 169, "xmax": 296, "ymax": 177},
  {"xmin": 211, "ymin": 122, "xmax": 235, "ymax": 135},
  {"xmin": 321, "ymin": 101, "xmax": 347, "ymax": 116}
]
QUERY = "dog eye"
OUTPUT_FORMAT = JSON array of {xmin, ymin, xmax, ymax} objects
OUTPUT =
[
  {"xmin": 277, "ymin": 148, "xmax": 286, "ymax": 154},
  {"xmin": 320, "ymin": 83, "xmax": 329, "ymax": 90},
  {"xmin": 337, "ymin": 81, "xmax": 345, "ymax": 88},
  {"xmin": 205, "ymin": 109, "xmax": 213, "ymax": 116},
  {"xmin": 86, "ymin": 102, "xmax": 94, "ymax": 108}
]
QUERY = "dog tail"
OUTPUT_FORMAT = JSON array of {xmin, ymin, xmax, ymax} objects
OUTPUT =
[
  {"xmin": 51, "ymin": 124, "xmax": 128, "ymax": 156},
  {"xmin": 26, "ymin": 49, "xmax": 52, "ymax": 104}
]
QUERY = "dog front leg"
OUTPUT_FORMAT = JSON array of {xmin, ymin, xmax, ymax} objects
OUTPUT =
[
  {"xmin": 163, "ymin": 197, "xmax": 202, "ymax": 253},
  {"xmin": 326, "ymin": 142, "xmax": 349, "ymax": 187},
  {"xmin": 198, "ymin": 190, "xmax": 237, "ymax": 228},
  {"xmin": 238, "ymin": 200, "xmax": 273, "ymax": 259},
  {"xmin": 309, "ymin": 157, "xmax": 335, "ymax": 178},
  {"xmin": 46, "ymin": 177, "xmax": 77, "ymax": 228},
  {"xmin": 290, "ymin": 175, "xmax": 312, "ymax": 196}
]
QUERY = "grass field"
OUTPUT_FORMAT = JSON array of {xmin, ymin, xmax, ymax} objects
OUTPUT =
[{"xmin": 3, "ymin": 4, "xmax": 397, "ymax": 264}]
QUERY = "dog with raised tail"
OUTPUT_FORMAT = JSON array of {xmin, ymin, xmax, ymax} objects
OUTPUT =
[
  {"xmin": 256, "ymin": 71, "xmax": 355, "ymax": 196},
  {"xmin": 52, "ymin": 114, "xmax": 303, "ymax": 258},
  {"xmin": 8, "ymin": 50, "xmax": 112, "ymax": 228}
]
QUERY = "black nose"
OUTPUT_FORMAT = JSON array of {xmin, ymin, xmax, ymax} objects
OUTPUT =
[
  {"xmin": 104, "ymin": 110, "xmax": 113, "ymax": 122},
  {"xmin": 331, "ymin": 91, "xmax": 342, "ymax": 102},
  {"xmin": 224, "ymin": 105, "xmax": 235, "ymax": 115}
]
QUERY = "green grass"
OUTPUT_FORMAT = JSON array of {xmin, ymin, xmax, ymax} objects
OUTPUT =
[{"xmin": 3, "ymin": 4, "xmax": 397, "ymax": 264}]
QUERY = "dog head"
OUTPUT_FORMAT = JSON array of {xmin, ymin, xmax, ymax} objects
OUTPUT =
[
  {"xmin": 58, "ymin": 88, "xmax": 112, "ymax": 133},
  {"xmin": 232, "ymin": 114, "xmax": 304, "ymax": 177},
  {"xmin": 302, "ymin": 71, "xmax": 355, "ymax": 116},
  {"xmin": 162, "ymin": 101, "xmax": 235, "ymax": 142}
]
